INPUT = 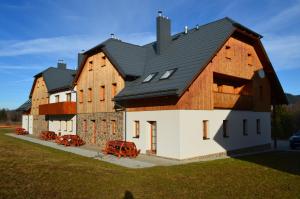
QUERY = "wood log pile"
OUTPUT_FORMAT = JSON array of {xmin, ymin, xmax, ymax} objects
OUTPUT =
[
  {"xmin": 15, "ymin": 128, "xmax": 29, "ymax": 135},
  {"xmin": 55, "ymin": 135, "xmax": 85, "ymax": 147},
  {"xmin": 39, "ymin": 131, "xmax": 57, "ymax": 140},
  {"xmin": 103, "ymin": 140, "xmax": 140, "ymax": 158}
]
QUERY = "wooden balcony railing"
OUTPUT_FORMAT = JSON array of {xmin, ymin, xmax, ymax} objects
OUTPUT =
[
  {"xmin": 213, "ymin": 92, "xmax": 253, "ymax": 110},
  {"xmin": 39, "ymin": 102, "xmax": 76, "ymax": 115}
]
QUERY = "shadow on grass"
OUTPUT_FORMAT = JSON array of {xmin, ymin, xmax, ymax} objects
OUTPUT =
[{"xmin": 233, "ymin": 151, "xmax": 300, "ymax": 176}]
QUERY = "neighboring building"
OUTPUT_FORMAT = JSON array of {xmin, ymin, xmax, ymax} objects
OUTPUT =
[
  {"xmin": 29, "ymin": 62, "xmax": 77, "ymax": 136},
  {"xmin": 16, "ymin": 99, "xmax": 32, "ymax": 134}
]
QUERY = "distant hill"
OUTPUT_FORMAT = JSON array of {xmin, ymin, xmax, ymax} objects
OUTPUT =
[{"xmin": 286, "ymin": 93, "xmax": 300, "ymax": 104}]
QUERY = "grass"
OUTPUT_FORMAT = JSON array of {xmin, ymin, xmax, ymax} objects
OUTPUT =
[{"xmin": 0, "ymin": 128, "xmax": 299, "ymax": 199}]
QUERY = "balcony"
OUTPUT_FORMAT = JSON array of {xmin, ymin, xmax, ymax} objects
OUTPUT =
[
  {"xmin": 213, "ymin": 92, "xmax": 253, "ymax": 110},
  {"xmin": 39, "ymin": 102, "xmax": 76, "ymax": 115}
]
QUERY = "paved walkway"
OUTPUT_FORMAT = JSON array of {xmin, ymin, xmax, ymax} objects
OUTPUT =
[{"xmin": 6, "ymin": 133, "xmax": 156, "ymax": 169}]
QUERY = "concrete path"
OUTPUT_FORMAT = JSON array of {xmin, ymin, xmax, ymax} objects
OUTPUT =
[{"xmin": 6, "ymin": 133, "xmax": 156, "ymax": 169}]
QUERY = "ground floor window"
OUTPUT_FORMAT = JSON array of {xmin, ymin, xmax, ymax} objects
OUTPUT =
[
  {"xmin": 134, "ymin": 121, "xmax": 140, "ymax": 138},
  {"xmin": 67, "ymin": 120, "xmax": 73, "ymax": 132},
  {"xmin": 243, "ymin": 119, "xmax": 248, "ymax": 136},
  {"xmin": 203, "ymin": 120, "xmax": 209, "ymax": 140},
  {"xmin": 256, "ymin": 119, "xmax": 261, "ymax": 134}
]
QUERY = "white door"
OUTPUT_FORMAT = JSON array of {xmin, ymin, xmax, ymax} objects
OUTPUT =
[
  {"xmin": 22, "ymin": 115, "xmax": 28, "ymax": 131},
  {"xmin": 28, "ymin": 115, "xmax": 33, "ymax": 134}
]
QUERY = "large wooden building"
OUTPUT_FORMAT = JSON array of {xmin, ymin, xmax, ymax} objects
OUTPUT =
[{"xmin": 19, "ymin": 12, "xmax": 287, "ymax": 159}]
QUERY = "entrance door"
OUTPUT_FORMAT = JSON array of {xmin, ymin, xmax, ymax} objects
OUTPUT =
[
  {"xmin": 91, "ymin": 120, "xmax": 96, "ymax": 144},
  {"xmin": 149, "ymin": 121, "xmax": 157, "ymax": 153}
]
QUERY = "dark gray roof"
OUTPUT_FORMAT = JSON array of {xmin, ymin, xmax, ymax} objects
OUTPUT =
[
  {"xmin": 115, "ymin": 17, "xmax": 237, "ymax": 100},
  {"xmin": 16, "ymin": 99, "xmax": 31, "ymax": 112},
  {"xmin": 31, "ymin": 67, "xmax": 76, "ymax": 96}
]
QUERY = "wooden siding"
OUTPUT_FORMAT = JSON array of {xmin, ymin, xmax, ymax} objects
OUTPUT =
[
  {"xmin": 127, "ymin": 36, "xmax": 271, "ymax": 112},
  {"xmin": 30, "ymin": 76, "xmax": 49, "ymax": 115},
  {"xmin": 76, "ymin": 52, "xmax": 125, "ymax": 113}
]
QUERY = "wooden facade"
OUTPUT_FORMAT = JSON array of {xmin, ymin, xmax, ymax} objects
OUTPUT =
[
  {"xmin": 126, "ymin": 35, "xmax": 271, "ymax": 112},
  {"xmin": 76, "ymin": 52, "xmax": 125, "ymax": 113},
  {"xmin": 30, "ymin": 76, "xmax": 49, "ymax": 115}
]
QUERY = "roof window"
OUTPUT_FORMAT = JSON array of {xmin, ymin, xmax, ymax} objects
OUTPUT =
[
  {"xmin": 143, "ymin": 73, "xmax": 157, "ymax": 83},
  {"xmin": 160, "ymin": 69, "xmax": 177, "ymax": 80}
]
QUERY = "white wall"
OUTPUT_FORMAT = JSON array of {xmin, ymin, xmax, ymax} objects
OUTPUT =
[
  {"xmin": 49, "ymin": 90, "xmax": 76, "ymax": 103},
  {"xmin": 126, "ymin": 110, "xmax": 271, "ymax": 160},
  {"xmin": 22, "ymin": 115, "xmax": 28, "ymax": 131},
  {"xmin": 125, "ymin": 110, "xmax": 180, "ymax": 159},
  {"xmin": 48, "ymin": 115, "xmax": 76, "ymax": 135}
]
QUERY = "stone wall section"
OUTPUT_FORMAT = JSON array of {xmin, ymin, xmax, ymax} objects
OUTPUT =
[{"xmin": 32, "ymin": 115, "xmax": 48, "ymax": 136}]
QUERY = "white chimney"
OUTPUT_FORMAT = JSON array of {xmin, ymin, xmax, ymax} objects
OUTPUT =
[{"xmin": 184, "ymin": 26, "xmax": 188, "ymax": 34}]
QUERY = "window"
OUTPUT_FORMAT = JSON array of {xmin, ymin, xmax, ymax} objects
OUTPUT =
[
  {"xmin": 101, "ymin": 56, "xmax": 106, "ymax": 67},
  {"xmin": 68, "ymin": 120, "xmax": 73, "ymax": 132},
  {"xmin": 66, "ymin": 93, "xmax": 71, "ymax": 102},
  {"xmin": 247, "ymin": 53, "xmax": 253, "ymax": 66},
  {"xmin": 111, "ymin": 83, "xmax": 117, "ymax": 99},
  {"xmin": 223, "ymin": 120, "xmax": 228, "ymax": 138},
  {"xmin": 134, "ymin": 121, "xmax": 140, "ymax": 138},
  {"xmin": 243, "ymin": 119, "xmax": 248, "ymax": 136},
  {"xmin": 100, "ymin": 85, "xmax": 105, "ymax": 101},
  {"xmin": 225, "ymin": 45, "xmax": 233, "ymax": 59},
  {"xmin": 256, "ymin": 119, "xmax": 261, "ymax": 134},
  {"xmin": 101, "ymin": 119, "xmax": 107, "ymax": 134},
  {"xmin": 160, "ymin": 69, "xmax": 177, "ymax": 80},
  {"xmin": 59, "ymin": 120, "xmax": 62, "ymax": 131},
  {"xmin": 55, "ymin": 95, "xmax": 60, "ymax": 103},
  {"xmin": 79, "ymin": 90, "xmax": 83, "ymax": 103},
  {"xmin": 143, "ymin": 73, "xmax": 157, "ymax": 83},
  {"xmin": 111, "ymin": 120, "xmax": 116, "ymax": 135},
  {"xmin": 88, "ymin": 88, "xmax": 92, "ymax": 102},
  {"xmin": 83, "ymin": 120, "xmax": 87, "ymax": 132},
  {"xmin": 88, "ymin": 60, "xmax": 93, "ymax": 71},
  {"xmin": 203, "ymin": 120, "xmax": 209, "ymax": 140},
  {"xmin": 64, "ymin": 120, "xmax": 67, "ymax": 131}
]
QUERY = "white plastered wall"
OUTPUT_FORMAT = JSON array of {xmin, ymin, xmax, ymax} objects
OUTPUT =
[{"xmin": 126, "ymin": 110, "xmax": 271, "ymax": 160}]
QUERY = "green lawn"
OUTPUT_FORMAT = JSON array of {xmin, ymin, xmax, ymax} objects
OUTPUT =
[{"xmin": 0, "ymin": 128, "xmax": 299, "ymax": 199}]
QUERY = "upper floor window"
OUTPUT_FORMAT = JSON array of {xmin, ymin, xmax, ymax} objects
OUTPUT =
[
  {"xmin": 225, "ymin": 45, "xmax": 233, "ymax": 60},
  {"xmin": 66, "ymin": 93, "xmax": 71, "ymax": 102},
  {"xmin": 143, "ymin": 73, "xmax": 157, "ymax": 83},
  {"xmin": 160, "ymin": 69, "xmax": 177, "ymax": 80},
  {"xmin": 88, "ymin": 88, "xmax": 92, "ymax": 102},
  {"xmin": 100, "ymin": 85, "xmax": 105, "ymax": 101},
  {"xmin": 259, "ymin": 86, "xmax": 263, "ymax": 101},
  {"xmin": 101, "ymin": 56, "xmax": 106, "ymax": 67},
  {"xmin": 112, "ymin": 83, "xmax": 117, "ymax": 99},
  {"xmin": 55, "ymin": 95, "xmax": 60, "ymax": 103},
  {"xmin": 88, "ymin": 60, "xmax": 93, "ymax": 71},
  {"xmin": 247, "ymin": 53, "xmax": 253, "ymax": 66}
]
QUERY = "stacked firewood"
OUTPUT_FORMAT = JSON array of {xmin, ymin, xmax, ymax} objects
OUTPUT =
[
  {"xmin": 39, "ymin": 131, "xmax": 57, "ymax": 140},
  {"xmin": 55, "ymin": 135, "xmax": 85, "ymax": 147},
  {"xmin": 15, "ymin": 128, "xmax": 29, "ymax": 135},
  {"xmin": 103, "ymin": 140, "xmax": 140, "ymax": 158}
]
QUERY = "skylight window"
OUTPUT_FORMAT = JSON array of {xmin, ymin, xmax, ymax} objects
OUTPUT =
[
  {"xmin": 160, "ymin": 69, "xmax": 177, "ymax": 80},
  {"xmin": 143, "ymin": 73, "xmax": 157, "ymax": 83}
]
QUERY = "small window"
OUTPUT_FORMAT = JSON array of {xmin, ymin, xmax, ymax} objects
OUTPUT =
[
  {"xmin": 100, "ymin": 85, "xmax": 105, "ymax": 101},
  {"xmin": 203, "ymin": 120, "xmax": 209, "ymax": 140},
  {"xmin": 102, "ymin": 119, "xmax": 107, "ymax": 134},
  {"xmin": 111, "ymin": 120, "xmax": 116, "ymax": 135},
  {"xmin": 79, "ymin": 90, "xmax": 83, "ymax": 103},
  {"xmin": 243, "ymin": 119, "xmax": 248, "ymax": 136},
  {"xmin": 143, "ymin": 73, "xmax": 157, "ymax": 83},
  {"xmin": 160, "ymin": 69, "xmax": 177, "ymax": 80},
  {"xmin": 225, "ymin": 45, "xmax": 233, "ymax": 60},
  {"xmin": 88, "ymin": 88, "xmax": 92, "ymax": 102},
  {"xmin": 59, "ymin": 120, "xmax": 62, "ymax": 131},
  {"xmin": 83, "ymin": 120, "xmax": 87, "ymax": 132},
  {"xmin": 111, "ymin": 83, "xmax": 117, "ymax": 99},
  {"xmin": 66, "ymin": 93, "xmax": 71, "ymax": 102},
  {"xmin": 101, "ymin": 56, "xmax": 106, "ymax": 67},
  {"xmin": 256, "ymin": 119, "xmax": 261, "ymax": 134},
  {"xmin": 223, "ymin": 120, "xmax": 228, "ymax": 138},
  {"xmin": 64, "ymin": 120, "xmax": 68, "ymax": 131},
  {"xmin": 88, "ymin": 60, "xmax": 93, "ymax": 71},
  {"xmin": 247, "ymin": 53, "xmax": 253, "ymax": 66},
  {"xmin": 55, "ymin": 95, "xmax": 60, "ymax": 103},
  {"xmin": 134, "ymin": 121, "xmax": 140, "ymax": 138},
  {"xmin": 68, "ymin": 120, "xmax": 73, "ymax": 132}
]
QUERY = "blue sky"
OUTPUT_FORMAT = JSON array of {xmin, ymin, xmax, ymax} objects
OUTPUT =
[{"xmin": 0, "ymin": 0, "xmax": 299, "ymax": 109}]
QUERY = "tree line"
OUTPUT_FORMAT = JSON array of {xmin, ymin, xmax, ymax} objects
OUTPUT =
[{"xmin": 0, "ymin": 109, "xmax": 22, "ymax": 124}]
